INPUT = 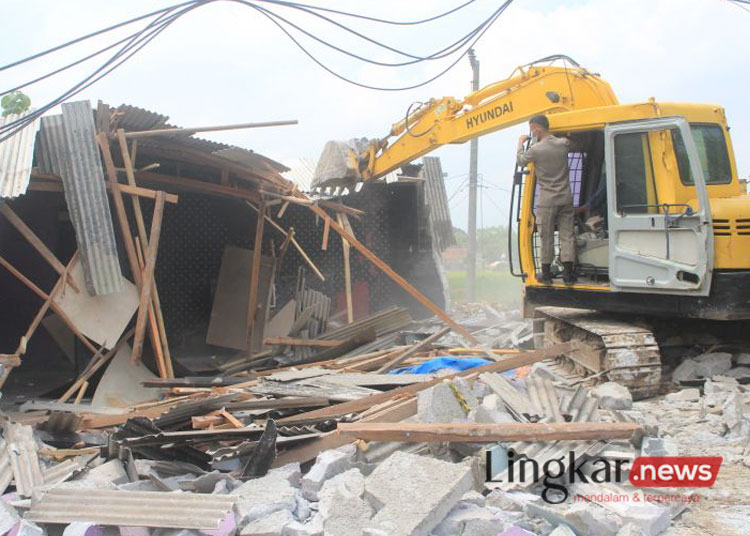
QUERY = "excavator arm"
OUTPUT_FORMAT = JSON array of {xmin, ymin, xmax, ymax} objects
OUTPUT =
[{"xmin": 312, "ymin": 56, "xmax": 619, "ymax": 188}]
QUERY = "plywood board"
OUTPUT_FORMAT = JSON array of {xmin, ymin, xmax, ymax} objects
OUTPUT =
[
  {"xmin": 42, "ymin": 314, "xmax": 76, "ymax": 364},
  {"xmin": 206, "ymin": 246, "xmax": 273, "ymax": 351},
  {"xmin": 53, "ymin": 261, "xmax": 139, "ymax": 349},
  {"xmin": 91, "ymin": 343, "xmax": 162, "ymax": 408}
]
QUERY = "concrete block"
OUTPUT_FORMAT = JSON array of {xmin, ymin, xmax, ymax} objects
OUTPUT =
[
  {"xmin": 469, "ymin": 406, "xmax": 515, "ymax": 425},
  {"xmin": 594, "ymin": 382, "xmax": 633, "ymax": 410},
  {"xmin": 301, "ymin": 446, "xmax": 354, "ymax": 501},
  {"xmin": 432, "ymin": 503, "xmax": 506, "ymax": 536},
  {"xmin": 704, "ymin": 377, "xmax": 739, "ymax": 394},
  {"xmin": 239, "ymin": 510, "xmax": 293, "ymax": 536},
  {"xmin": 693, "ymin": 352, "xmax": 733, "ymax": 378},
  {"xmin": 364, "ymin": 451, "xmax": 473, "ymax": 536},
  {"xmin": 724, "ymin": 367, "xmax": 750, "ymax": 379},
  {"xmin": 417, "ymin": 382, "xmax": 466, "ymax": 423},
  {"xmin": 317, "ymin": 469, "xmax": 365, "ymax": 518},
  {"xmin": 280, "ymin": 519, "xmax": 322, "ymax": 536},
  {"xmin": 549, "ymin": 525, "xmax": 577, "ymax": 536},
  {"xmin": 321, "ymin": 493, "xmax": 373, "ymax": 536},
  {"xmin": 526, "ymin": 502, "xmax": 621, "ymax": 536},
  {"xmin": 485, "ymin": 490, "xmax": 541, "ymax": 512},
  {"xmin": 617, "ymin": 524, "xmax": 648, "ymax": 536},
  {"xmin": 452, "ymin": 378, "xmax": 480, "ymax": 411},
  {"xmin": 459, "ymin": 490, "xmax": 486, "ymax": 507},
  {"xmin": 641, "ymin": 437, "xmax": 680, "ymax": 457},
  {"xmin": 664, "ymin": 388, "xmax": 700, "ymax": 403},
  {"xmin": 736, "ymin": 353, "xmax": 750, "ymax": 366},
  {"xmin": 0, "ymin": 503, "xmax": 19, "ymax": 536},
  {"xmin": 234, "ymin": 469, "xmax": 300, "ymax": 525},
  {"xmin": 671, "ymin": 359, "xmax": 698, "ymax": 384}
]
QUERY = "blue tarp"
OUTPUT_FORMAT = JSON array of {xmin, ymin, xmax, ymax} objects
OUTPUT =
[{"xmin": 390, "ymin": 357, "xmax": 491, "ymax": 375}]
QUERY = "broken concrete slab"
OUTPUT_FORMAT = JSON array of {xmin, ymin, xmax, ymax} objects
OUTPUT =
[
  {"xmin": 0, "ymin": 502, "xmax": 20, "ymax": 535},
  {"xmin": 280, "ymin": 519, "xmax": 322, "ymax": 536},
  {"xmin": 485, "ymin": 490, "xmax": 541, "ymax": 512},
  {"xmin": 664, "ymin": 388, "xmax": 700, "ymax": 403},
  {"xmin": 315, "ymin": 468, "xmax": 371, "ymax": 536},
  {"xmin": 736, "ymin": 353, "xmax": 750, "ymax": 366},
  {"xmin": 317, "ymin": 468, "xmax": 365, "ymax": 517},
  {"xmin": 594, "ymin": 382, "xmax": 633, "ymax": 410},
  {"xmin": 417, "ymin": 382, "xmax": 467, "ymax": 423},
  {"xmin": 617, "ymin": 524, "xmax": 648, "ymax": 536},
  {"xmin": 239, "ymin": 510, "xmax": 293, "ymax": 536},
  {"xmin": 301, "ymin": 446, "xmax": 355, "ymax": 501},
  {"xmin": 671, "ymin": 359, "xmax": 698, "ymax": 384},
  {"xmin": 78, "ymin": 459, "xmax": 129, "ymax": 486},
  {"xmin": 432, "ymin": 502, "xmax": 508, "ymax": 536},
  {"xmin": 526, "ymin": 502, "xmax": 621, "ymax": 536},
  {"xmin": 459, "ymin": 490, "xmax": 486, "ymax": 508},
  {"xmin": 724, "ymin": 367, "xmax": 750, "ymax": 379},
  {"xmin": 234, "ymin": 467, "xmax": 300, "ymax": 525},
  {"xmin": 548, "ymin": 525, "xmax": 577, "ymax": 536},
  {"xmin": 641, "ymin": 437, "xmax": 680, "ymax": 457},
  {"xmin": 693, "ymin": 352, "xmax": 733, "ymax": 378},
  {"xmin": 363, "ymin": 451, "xmax": 473, "ymax": 536}
]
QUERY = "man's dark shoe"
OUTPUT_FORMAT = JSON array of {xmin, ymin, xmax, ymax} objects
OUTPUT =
[
  {"xmin": 562, "ymin": 262, "xmax": 578, "ymax": 285},
  {"xmin": 538, "ymin": 263, "xmax": 553, "ymax": 284}
]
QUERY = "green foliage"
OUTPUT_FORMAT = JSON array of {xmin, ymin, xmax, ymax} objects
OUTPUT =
[
  {"xmin": 1, "ymin": 91, "xmax": 31, "ymax": 116},
  {"xmin": 451, "ymin": 225, "xmax": 512, "ymax": 262}
]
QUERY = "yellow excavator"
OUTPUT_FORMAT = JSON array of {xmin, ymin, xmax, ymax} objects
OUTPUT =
[{"xmin": 313, "ymin": 55, "xmax": 749, "ymax": 398}]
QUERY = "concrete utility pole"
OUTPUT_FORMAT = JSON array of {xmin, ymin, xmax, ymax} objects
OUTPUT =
[{"xmin": 467, "ymin": 48, "xmax": 479, "ymax": 301}]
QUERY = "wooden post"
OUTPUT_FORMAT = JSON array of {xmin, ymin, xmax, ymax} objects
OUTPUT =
[
  {"xmin": 135, "ymin": 238, "xmax": 167, "ymax": 378},
  {"xmin": 131, "ymin": 192, "xmax": 166, "ymax": 363},
  {"xmin": 117, "ymin": 130, "xmax": 173, "ymax": 377},
  {"xmin": 337, "ymin": 214, "xmax": 354, "ymax": 324},
  {"xmin": 306, "ymin": 204, "xmax": 478, "ymax": 344},
  {"xmin": 337, "ymin": 422, "xmax": 639, "ymax": 443},
  {"xmin": 0, "ymin": 204, "xmax": 79, "ymax": 292},
  {"xmin": 247, "ymin": 201, "xmax": 266, "ymax": 350},
  {"xmin": 96, "ymin": 133, "xmax": 142, "ymax": 288},
  {"xmin": 321, "ymin": 217, "xmax": 330, "ymax": 251}
]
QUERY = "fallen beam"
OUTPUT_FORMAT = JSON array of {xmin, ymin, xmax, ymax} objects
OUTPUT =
[
  {"xmin": 263, "ymin": 336, "xmax": 345, "ymax": 347},
  {"xmin": 337, "ymin": 421, "xmax": 639, "ymax": 443},
  {"xmin": 122, "ymin": 119, "xmax": 298, "ymax": 139}
]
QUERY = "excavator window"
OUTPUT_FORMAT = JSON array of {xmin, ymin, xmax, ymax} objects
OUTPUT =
[
  {"xmin": 613, "ymin": 132, "xmax": 659, "ymax": 215},
  {"xmin": 672, "ymin": 124, "xmax": 732, "ymax": 185}
]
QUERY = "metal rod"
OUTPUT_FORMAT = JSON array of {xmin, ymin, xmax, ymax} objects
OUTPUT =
[{"xmin": 123, "ymin": 120, "xmax": 298, "ymax": 139}]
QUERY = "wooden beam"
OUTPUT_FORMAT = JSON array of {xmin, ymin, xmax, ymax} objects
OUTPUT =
[
  {"xmin": 27, "ymin": 175, "xmax": 178, "ymax": 203},
  {"xmin": 0, "ymin": 203, "xmax": 79, "ymax": 292},
  {"xmin": 118, "ymin": 130, "xmax": 173, "ymax": 378},
  {"xmin": 337, "ymin": 421, "xmax": 640, "ymax": 443},
  {"xmin": 321, "ymin": 217, "xmax": 330, "ymax": 251},
  {"xmin": 306, "ymin": 203, "xmax": 477, "ymax": 343},
  {"xmin": 376, "ymin": 326, "xmax": 451, "ymax": 373},
  {"xmin": 337, "ymin": 214, "xmax": 354, "ymax": 323},
  {"xmin": 245, "ymin": 201, "xmax": 324, "ymax": 281},
  {"xmin": 97, "ymin": 133, "xmax": 142, "ymax": 288},
  {"xmin": 137, "ymin": 170, "xmax": 261, "ymax": 203},
  {"xmin": 278, "ymin": 342, "xmax": 573, "ymax": 423},
  {"xmin": 131, "ymin": 192, "xmax": 166, "ymax": 363},
  {"xmin": 247, "ymin": 201, "xmax": 266, "ymax": 349},
  {"xmin": 263, "ymin": 336, "xmax": 346, "ymax": 347},
  {"xmin": 122, "ymin": 120, "xmax": 298, "ymax": 139}
]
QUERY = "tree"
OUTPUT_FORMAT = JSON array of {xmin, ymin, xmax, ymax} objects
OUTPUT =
[{"xmin": 1, "ymin": 91, "xmax": 31, "ymax": 116}]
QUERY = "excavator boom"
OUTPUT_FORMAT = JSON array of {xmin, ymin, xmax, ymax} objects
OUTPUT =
[{"xmin": 312, "ymin": 56, "xmax": 618, "ymax": 188}]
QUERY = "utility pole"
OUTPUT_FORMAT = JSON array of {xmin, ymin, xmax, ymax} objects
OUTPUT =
[{"xmin": 467, "ymin": 48, "xmax": 479, "ymax": 301}]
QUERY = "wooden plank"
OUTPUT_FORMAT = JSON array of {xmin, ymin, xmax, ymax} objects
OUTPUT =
[
  {"xmin": 321, "ymin": 217, "xmax": 330, "ymax": 251},
  {"xmin": 277, "ymin": 201, "xmax": 290, "ymax": 218},
  {"xmin": 263, "ymin": 337, "xmax": 345, "ymax": 347},
  {"xmin": 118, "ymin": 129, "xmax": 173, "ymax": 378},
  {"xmin": 131, "ymin": 192, "xmax": 166, "ymax": 363},
  {"xmin": 27, "ymin": 176, "xmax": 178, "ymax": 203},
  {"xmin": 338, "ymin": 214, "xmax": 353, "ymax": 324},
  {"xmin": 337, "ymin": 421, "xmax": 639, "ymax": 443},
  {"xmin": 246, "ymin": 202, "xmax": 266, "ymax": 348},
  {"xmin": 278, "ymin": 342, "xmax": 573, "ymax": 423},
  {"xmin": 0, "ymin": 203, "xmax": 79, "ymax": 291},
  {"xmin": 272, "ymin": 396, "xmax": 417, "ymax": 467},
  {"xmin": 97, "ymin": 132, "xmax": 142, "ymax": 289},
  {"xmin": 376, "ymin": 326, "xmax": 451, "ymax": 373},
  {"xmin": 135, "ymin": 238, "xmax": 167, "ymax": 378},
  {"xmin": 119, "ymin": 184, "xmax": 178, "ymax": 204},
  {"xmin": 123, "ymin": 120, "xmax": 298, "ymax": 139},
  {"xmin": 246, "ymin": 201, "xmax": 324, "ymax": 281},
  {"xmin": 305, "ymin": 203, "xmax": 477, "ymax": 343},
  {"xmin": 137, "ymin": 170, "xmax": 261, "ymax": 202}
]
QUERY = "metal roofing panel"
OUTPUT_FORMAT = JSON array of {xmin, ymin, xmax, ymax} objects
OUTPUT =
[
  {"xmin": 3, "ymin": 422, "xmax": 43, "ymax": 497},
  {"xmin": 37, "ymin": 101, "xmax": 123, "ymax": 296},
  {"xmin": 421, "ymin": 157, "xmax": 455, "ymax": 252},
  {"xmin": 41, "ymin": 453, "xmax": 95, "ymax": 487},
  {"xmin": 26, "ymin": 488, "xmax": 238, "ymax": 529},
  {"xmin": 0, "ymin": 438, "xmax": 13, "ymax": 495},
  {"xmin": 0, "ymin": 111, "xmax": 40, "ymax": 198}
]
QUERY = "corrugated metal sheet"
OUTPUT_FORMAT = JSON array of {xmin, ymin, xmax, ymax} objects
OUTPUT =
[
  {"xmin": 0, "ymin": 438, "xmax": 13, "ymax": 495},
  {"xmin": 281, "ymin": 156, "xmax": 317, "ymax": 191},
  {"xmin": 41, "ymin": 453, "xmax": 95, "ymax": 486},
  {"xmin": 3, "ymin": 422, "xmax": 44, "ymax": 497},
  {"xmin": 421, "ymin": 156, "xmax": 455, "ymax": 252},
  {"xmin": 37, "ymin": 101, "xmax": 122, "ymax": 296},
  {"xmin": 26, "ymin": 488, "xmax": 238, "ymax": 529},
  {"xmin": 214, "ymin": 147, "xmax": 289, "ymax": 174},
  {"xmin": 0, "ymin": 111, "xmax": 40, "ymax": 198}
]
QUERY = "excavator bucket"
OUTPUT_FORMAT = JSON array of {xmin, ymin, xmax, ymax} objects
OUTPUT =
[{"xmin": 311, "ymin": 139, "xmax": 365, "ymax": 189}]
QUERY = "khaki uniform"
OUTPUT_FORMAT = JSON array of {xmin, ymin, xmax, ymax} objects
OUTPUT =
[{"xmin": 517, "ymin": 135, "xmax": 575, "ymax": 264}]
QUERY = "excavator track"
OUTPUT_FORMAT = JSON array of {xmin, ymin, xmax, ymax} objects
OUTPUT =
[{"xmin": 534, "ymin": 306, "xmax": 663, "ymax": 400}]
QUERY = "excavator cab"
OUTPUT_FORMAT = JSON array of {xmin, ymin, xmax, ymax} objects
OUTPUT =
[{"xmin": 516, "ymin": 103, "xmax": 749, "ymax": 321}]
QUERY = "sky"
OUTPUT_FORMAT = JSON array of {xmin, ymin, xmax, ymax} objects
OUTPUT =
[{"xmin": 1, "ymin": 0, "xmax": 748, "ymax": 231}]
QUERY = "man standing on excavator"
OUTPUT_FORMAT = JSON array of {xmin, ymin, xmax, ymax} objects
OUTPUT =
[{"xmin": 517, "ymin": 114, "xmax": 576, "ymax": 285}]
